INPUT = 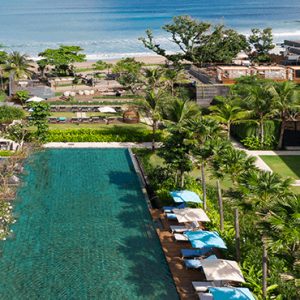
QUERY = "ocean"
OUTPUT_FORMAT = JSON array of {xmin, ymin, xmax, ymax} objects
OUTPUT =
[{"xmin": 0, "ymin": 0, "xmax": 299, "ymax": 59}]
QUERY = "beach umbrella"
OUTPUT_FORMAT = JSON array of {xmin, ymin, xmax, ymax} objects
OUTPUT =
[
  {"xmin": 170, "ymin": 190, "xmax": 202, "ymax": 203},
  {"xmin": 172, "ymin": 208, "xmax": 210, "ymax": 223},
  {"xmin": 26, "ymin": 96, "xmax": 45, "ymax": 103},
  {"xmin": 98, "ymin": 106, "xmax": 117, "ymax": 113},
  {"xmin": 201, "ymin": 259, "xmax": 245, "ymax": 283},
  {"xmin": 208, "ymin": 287, "xmax": 255, "ymax": 300},
  {"xmin": 185, "ymin": 230, "xmax": 227, "ymax": 249}
]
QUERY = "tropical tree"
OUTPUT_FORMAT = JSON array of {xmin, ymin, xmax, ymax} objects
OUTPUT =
[
  {"xmin": 140, "ymin": 16, "xmax": 249, "ymax": 66},
  {"xmin": 238, "ymin": 170, "xmax": 292, "ymax": 211},
  {"xmin": 268, "ymin": 81, "xmax": 300, "ymax": 149},
  {"xmin": 142, "ymin": 67, "xmax": 165, "ymax": 90},
  {"xmin": 162, "ymin": 97, "xmax": 200, "ymax": 125},
  {"xmin": 163, "ymin": 68, "xmax": 186, "ymax": 96},
  {"xmin": 6, "ymin": 122, "xmax": 29, "ymax": 149},
  {"xmin": 260, "ymin": 194, "xmax": 300, "ymax": 258},
  {"xmin": 249, "ymin": 28, "xmax": 275, "ymax": 63},
  {"xmin": 209, "ymin": 96, "xmax": 249, "ymax": 139},
  {"xmin": 14, "ymin": 90, "xmax": 30, "ymax": 105},
  {"xmin": 158, "ymin": 125, "xmax": 193, "ymax": 187},
  {"xmin": 93, "ymin": 60, "xmax": 112, "ymax": 74},
  {"xmin": 142, "ymin": 88, "xmax": 164, "ymax": 150},
  {"xmin": 27, "ymin": 102, "xmax": 51, "ymax": 142},
  {"xmin": 38, "ymin": 45, "xmax": 86, "ymax": 76},
  {"xmin": 112, "ymin": 58, "xmax": 143, "ymax": 93},
  {"xmin": 211, "ymin": 147, "xmax": 256, "ymax": 184},
  {"xmin": 243, "ymin": 83, "xmax": 276, "ymax": 145},
  {"xmin": 4, "ymin": 51, "xmax": 33, "ymax": 80}
]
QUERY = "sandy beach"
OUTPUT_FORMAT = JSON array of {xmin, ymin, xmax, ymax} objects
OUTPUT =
[{"xmin": 74, "ymin": 55, "xmax": 167, "ymax": 68}]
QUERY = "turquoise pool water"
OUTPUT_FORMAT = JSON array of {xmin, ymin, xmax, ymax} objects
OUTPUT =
[{"xmin": 0, "ymin": 149, "xmax": 178, "ymax": 300}]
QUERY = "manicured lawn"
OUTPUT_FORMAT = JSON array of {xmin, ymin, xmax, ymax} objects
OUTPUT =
[{"xmin": 260, "ymin": 155, "xmax": 300, "ymax": 179}]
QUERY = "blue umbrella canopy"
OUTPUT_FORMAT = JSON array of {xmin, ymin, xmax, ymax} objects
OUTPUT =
[
  {"xmin": 185, "ymin": 230, "xmax": 227, "ymax": 249},
  {"xmin": 208, "ymin": 287, "xmax": 255, "ymax": 300},
  {"xmin": 170, "ymin": 190, "xmax": 202, "ymax": 203}
]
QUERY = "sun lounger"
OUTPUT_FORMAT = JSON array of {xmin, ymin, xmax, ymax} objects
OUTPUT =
[
  {"xmin": 184, "ymin": 254, "xmax": 217, "ymax": 269},
  {"xmin": 166, "ymin": 213, "xmax": 177, "ymax": 220},
  {"xmin": 170, "ymin": 225, "xmax": 190, "ymax": 233},
  {"xmin": 163, "ymin": 202, "xmax": 185, "ymax": 213},
  {"xmin": 181, "ymin": 247, "xmax": 211, "ymax": 258},
  {"xmin": 192, "ymin": 281, "xmax": 222, "ymax": 292},
  {"xmin": 174, "ymin": 233, "xmax": 189, "ymax": 242},
  {"xmin": 198, "ymin": 293, "xmax": 213, "ymax": 300}
]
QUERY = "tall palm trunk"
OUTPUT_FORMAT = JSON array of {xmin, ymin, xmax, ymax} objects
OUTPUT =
[
  {"xmin": 227, "ymin": 121, "xmax": 231, "ymax": 140},
  {"xmin": 277, "ymin": 117, "xmax": 286, "ymax": 150},
  {"xmin": 259, "ymin": 116, "xmax": 264, "ymax": 145},
  {"xmin": 152, "ymin": 120, "xmax": 157, "ymax": 151}
]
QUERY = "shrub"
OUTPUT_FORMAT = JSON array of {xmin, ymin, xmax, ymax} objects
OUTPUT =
[
  {"xmin": 231, "ymin": 120, "xmax": 280, "ymax": 149},
  {"xmin": 45, "ymin": 128, "xmax": 163, "ymax": 143},
  {"xmin": 0, "ymin": 106, "xmax": 25, "ymax": 124},
  {"xmin": 241, "ymin": 136, "xmax": 275, "ymax": 150}
]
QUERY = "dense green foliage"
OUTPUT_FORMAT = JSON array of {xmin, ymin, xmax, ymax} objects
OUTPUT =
[
  {"xmin": 38, "ymin": 45, "xmax": 86, "ymax": 76},
  {"xmin": 135, "ymin": 117, "xmax": 299, "ymax": 299},
  {"xmin": 27, "ymin": 102, "xmax": 51, "ymax": 142},
  {"xmin": 249, "ymin": 28, "xmax": 275, "ymax": 63},
  {"xmin": 45, "ymin": 128, "xmax": 163, "ymax": 143},
  {"xmin": 0, "ymin": 105, "xmax": 25, "ymax": 124},
  {"xmin": 140, "ymin": 16, "xmax": 249, "ymax": 66},
  {"xmin": 231, "ymin": 120, "xmax": 280, "ymax": 149}
]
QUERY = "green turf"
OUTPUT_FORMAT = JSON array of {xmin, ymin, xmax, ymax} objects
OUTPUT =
[{"xmin": 260, "ymin": 155, "xmax": 300, "ymax": 179}]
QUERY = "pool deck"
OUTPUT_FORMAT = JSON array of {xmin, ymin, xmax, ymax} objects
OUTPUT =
[{"xmin": 151, "ymin": 209, "xmax": 203, "ymax": 300}]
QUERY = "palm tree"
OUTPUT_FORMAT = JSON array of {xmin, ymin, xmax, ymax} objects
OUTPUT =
[
  {"xmin": 143, "ymin": 88, "xmax": 164, "ymax": 151},
  {"xmin": 143, "ymin": 67, "xmax": 165, "ymax": 90},
  {"xmin": 244, "ymin": 83, "xmax": 276, "ymax": 145},
  {"xmin": 211, "ymin": 147, "xmax": 256, "ymax": 184},
  {"xmin": 4, "ymin": 51, "xmax": 33, "ymax": 80},
  {"xmin": 238, "ymin": 169, "xmax": 292, "ymax": 210},
  {"xmin": 162, "ymin": 97, "xmax": 200, "ymax": 125},
  {"xmin": 163, "ymin": 68, "xmax": 186, "ymax": 96},
  {"xmin": 184, "ymin": 118, "xmax": 222, "ymax": 209},
  {"xmin": 268, "ymin": 81, "xmax": 300, "ymax": 149},
  {"xmin": 209, "ymin": 96, "xmax": 250, "ymax": 139},
  {"xmin": 260, "ymin": 194, "xmax": 300, "ymax": 258}
]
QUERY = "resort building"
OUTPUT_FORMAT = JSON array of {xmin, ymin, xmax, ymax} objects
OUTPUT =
[
  {"xmin": 251, "ymin": 66, "xmax": 287, "ymax": 81},
  {"xmin": 216, "ymin": 66, "xmax": 251, "ymax": 84},
  {"xmin": 283, "ymin": 40, "xmax": 300, "ymax": 64}
]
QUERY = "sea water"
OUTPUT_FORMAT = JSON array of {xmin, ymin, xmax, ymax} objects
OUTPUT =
[{"xmin": 0, "ymin": 0, "xmax": 299, "ymax": 59}]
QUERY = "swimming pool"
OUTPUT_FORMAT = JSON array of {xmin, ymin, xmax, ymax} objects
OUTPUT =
[{"xmin": 0, "ymin": 148, "xmax": 178, "ymax": 299}]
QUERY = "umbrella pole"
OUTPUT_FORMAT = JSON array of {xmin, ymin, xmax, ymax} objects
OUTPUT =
[
  {"xmin": 234, "ymin": 208, "xmax": 240, "ymax": 262},
  {"xmin": 201, "ymin": 163, "xmax": 207, "ymax": 211},
  {"xmin": 217, "ymin": 180, "xmax": 224, "ymax": 231}
]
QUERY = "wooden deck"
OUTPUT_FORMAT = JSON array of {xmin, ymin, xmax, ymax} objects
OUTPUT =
[{"xmin": 150, "ymin": 209, "xmax": 206, "ymax": 300}]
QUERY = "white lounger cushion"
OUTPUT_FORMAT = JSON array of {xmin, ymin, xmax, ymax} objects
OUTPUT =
[
  {"xmin": 198, "ymin": 293, "xmax": 213, "ymax": 300},
  {"xmin": 170, "ymin": 225, "xmax": 188, "ymax": 233},
  {"xmin": 174, "ymin": 233, "xmax": 188, "ymax": 241},
  {"xmin": 192, "ymin": 281, "xmax": 222, "ymax": 291},
  {"xmin": 192, "ymin": 281, "xmax": 214, "ymax": 292}
]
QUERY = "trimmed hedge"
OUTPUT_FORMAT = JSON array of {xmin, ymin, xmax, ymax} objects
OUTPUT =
[
  {"xmin": 45, "ymin": 128, "xmax": 163, "ymax": 143},
  {"xmin": 231, "ymin": 120, "xmax": 281, "ymax": 143}
]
